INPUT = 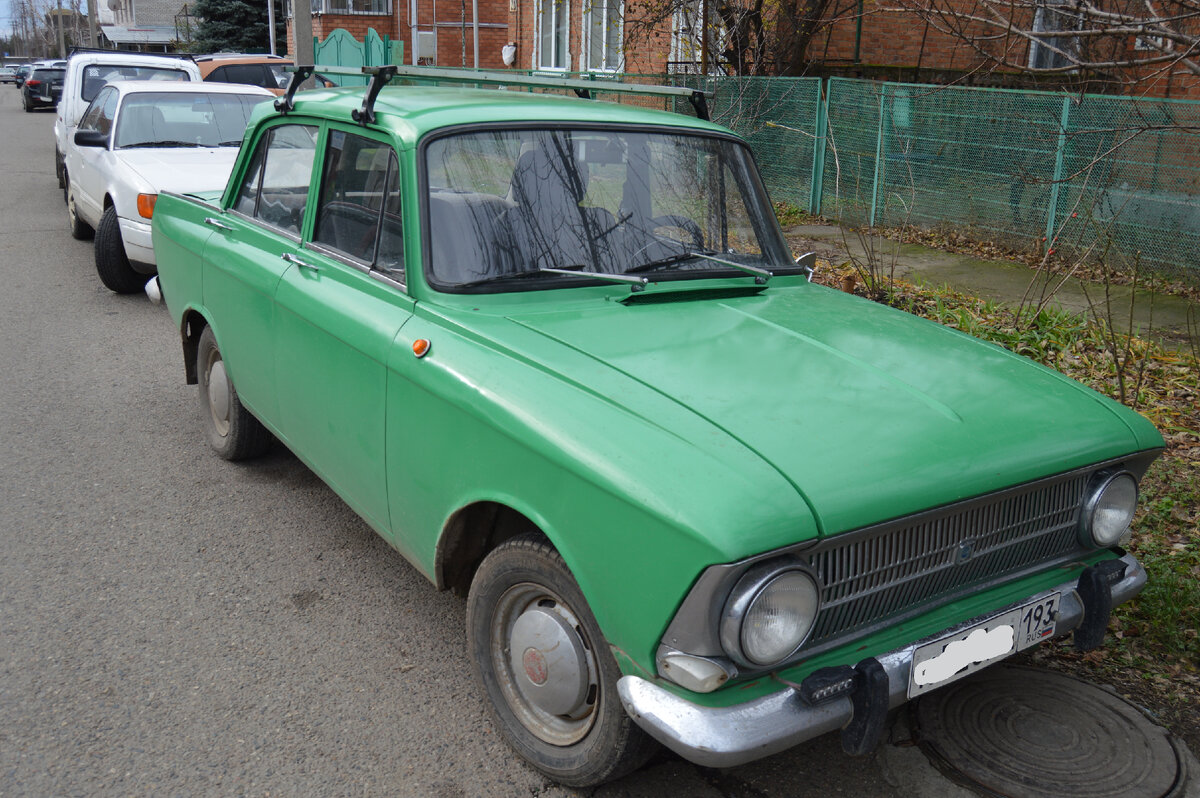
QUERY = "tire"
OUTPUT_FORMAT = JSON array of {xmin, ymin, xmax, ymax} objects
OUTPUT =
[
  {"xmin": 22, "ymin": 94, "xmax": 31, "ymax": 112},
  {"xmin": 196, "ymin": 326, "xmax": 271, "ymax": 461},
  {"xmin": 65, "ymin": 174, "xmax": 93, "ymax": 240},
  {"xmin": 56, "ymin": 150, "xmax": 64, "ymax": 189},
  {"xmin": 466, "ymin": 534, "xmax": 656, "ymax": 787},
  {"xmin": 94, "ymin": 206, "xmax": 144, "ymax": 294}
]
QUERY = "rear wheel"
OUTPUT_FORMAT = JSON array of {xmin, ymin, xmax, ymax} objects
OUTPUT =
[
  {"xmin": 65, "ymin": 174, "xmax": 93, "ymax": 240},
  {"xmin": 466, "ymin": 534, "xmax": 656, "ymax": 787},
  {"xmin": 196, "ymin": 326, "xmax": 271, "ymax": 460},
  {"xmin": 94, "ymin": 206, "xmax": 144, "ymax": 294}
]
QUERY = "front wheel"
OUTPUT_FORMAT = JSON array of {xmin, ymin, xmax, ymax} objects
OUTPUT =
[
  {"xmin": 466, "ymin": 534, "xmax": 655, "ymax": 787},
  {"xmin": 94, "ymin": 206, "xmax": 145, "ymax": 294},
  {"xmin": 196, "ymin": 326, "xmax": 271, "ymax": 460}
]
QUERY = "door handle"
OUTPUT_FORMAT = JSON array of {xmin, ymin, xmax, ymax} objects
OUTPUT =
[
  {"xmin": 282, "ymin": 252, "xmax": 319, "ymax": 272},
  {"xmin": 204, "ymin": 217, "xmax": 234, "ymax": 231}
]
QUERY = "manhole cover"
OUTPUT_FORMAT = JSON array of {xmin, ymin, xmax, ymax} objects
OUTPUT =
[{"xmin": 914, "ymin": 665, "xmax": 1186, "ymax": 798}]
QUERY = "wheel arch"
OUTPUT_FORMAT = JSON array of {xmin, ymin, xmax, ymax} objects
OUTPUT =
[
  {"xmin": 436, "ymin": 500, "xmax": 555, "ymax": 597},
  {"xmin": 180, "ymin": 308, "xmax": 211, "ymax": 385}
]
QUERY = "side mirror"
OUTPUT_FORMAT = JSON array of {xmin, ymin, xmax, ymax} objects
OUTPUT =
[{"xmin": 74, "ymin": 129, "xmax": 108, "ymax": 148}]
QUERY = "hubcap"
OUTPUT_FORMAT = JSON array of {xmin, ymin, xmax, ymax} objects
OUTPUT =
[
  {"xmin": 205, "ymin": 355, "xmax": 231, "ymax": 436},
  {"xmin": 492, "ymin": 584, "xmax": 599, "ymax": 746}
]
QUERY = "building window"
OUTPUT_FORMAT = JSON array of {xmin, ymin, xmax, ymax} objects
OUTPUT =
[
  {"xmin": 668, "ymin": 0, "xmax": 725, "ymax": 74},
  {"xmin": 1028, "ymin": 2, "xmax": 1079, "ymax": 70},
  {"xmin": 583, "ymin": 0, "xmax": 622, "ymax": 72},
  {"xmin": 284, "ymin": 0, "xmax": 391, "ymax": 15},
  {"xmin": 536, "ymin": 0, "xmax": 570, "ymax": 70}
]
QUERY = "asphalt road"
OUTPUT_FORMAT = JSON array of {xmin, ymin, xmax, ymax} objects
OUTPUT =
[{"xmin": 0, "ymin": 86, "xmax": 911, "ymax": 797}]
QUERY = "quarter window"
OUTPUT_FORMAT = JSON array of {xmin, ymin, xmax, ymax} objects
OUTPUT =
[
  {"xmin": 313, "ymin": 130, "xmax": 403, "ymax": 275},
  {"xmin": 78, "ymin": 85, "xmax": 118, "ymax": 136},
  {"xmin": 233, "ymin": 124, "xmax": 318, "ymax": 236}
]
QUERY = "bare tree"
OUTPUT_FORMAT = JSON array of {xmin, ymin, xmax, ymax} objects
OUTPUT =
[
  {"xmin": 897, "ymin": 0, "xmax": 1200, "ymax": 88},
  {"xmin": 626, "ymin": 0, "xmax": 860, "ymax": 75}
]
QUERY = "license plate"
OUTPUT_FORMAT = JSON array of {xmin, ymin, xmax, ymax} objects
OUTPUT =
[{"xmin": 907, "ymin": 593, "xmax": 1060, "ymax": 698}]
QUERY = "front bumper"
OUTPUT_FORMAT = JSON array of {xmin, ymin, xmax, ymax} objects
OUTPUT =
[
  {"xmin": 119, "ymin": 216, "xmax": 157, "ymax": 271},
  {"xmin": 617, "ymin": 553, "xmax": 1146, "ymax": 768}
]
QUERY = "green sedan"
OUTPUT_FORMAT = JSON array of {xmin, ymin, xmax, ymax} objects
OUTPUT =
[{"xmin": 150, "ymin": 68, "xmax": 1163, "ymax": 787}]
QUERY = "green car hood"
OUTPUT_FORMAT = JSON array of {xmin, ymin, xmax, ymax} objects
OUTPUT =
[{"xmin": 491, "ymin": 281, "xmax": 1159, "ymax": 538}]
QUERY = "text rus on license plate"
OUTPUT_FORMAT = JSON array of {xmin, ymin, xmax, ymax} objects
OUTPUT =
[{"xmin": 907, "ymin": 593, "xmax": 1060, "ymax": 698}]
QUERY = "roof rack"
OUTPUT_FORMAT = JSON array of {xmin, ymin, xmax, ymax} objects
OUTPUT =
[
  {"xmin": 282, "ymin": 64, "xmax": 713, "ymax": 121},
  {"xmin": 67, "ymin": 46, "xmax": 196, "ymax": 61}
]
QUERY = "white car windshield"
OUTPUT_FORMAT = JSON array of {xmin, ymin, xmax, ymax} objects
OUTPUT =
[
  {"xmin": 424, "ymin": 128, "xmax": 792, "ymax": 291},
  {"xmin": 114, "ymin": 92, "xmax": 272, "ymax": 149}
]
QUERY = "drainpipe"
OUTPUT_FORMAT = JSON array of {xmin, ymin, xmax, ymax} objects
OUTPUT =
[
  {"xmin": 853, "ymin": 0, "xmax": 863, "ymax": 63},
  {"xmin": 472, "ymin": 0, "xmax": 478, "ymax": 67}
]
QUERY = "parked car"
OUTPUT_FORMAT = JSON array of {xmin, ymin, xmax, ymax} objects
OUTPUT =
[
  {"xmin": 13, "ymin": 64, "xmax": 32, "ymax": 87},
  {"xmin": 64, "ymin": 80, "xmax": 274, "ymax": 293},
  {"xmin": 150, "ymin": 69, "xmax": 1163, "ymax": 788},
  {"xmin": 0, "ymin": 66, "xmax": 18, "ymax": 84},
  {"xmin": 54, "ymin": 50, "xmax": 201, "ymax": 190},
  {"xmin": 21, "ymin": 64, "xmax": 65, "ymax": 111},
  {"xmin": 195, "ymin": 53, "xmax": 290, "ymax": 94},
  {"xmin": 196, "ymin": 53, "xmax": 338, "ymax": 95}
]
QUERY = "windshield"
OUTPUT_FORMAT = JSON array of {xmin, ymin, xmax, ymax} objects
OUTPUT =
[
  {"xmin": 114, "ymin": 92, "xmax": 271, "ymax": 149},
  {"xmin": 424, "ymin": 128, "xmax": 791, "ymax": 291},
  {"xmin": 81, "ymin": 64, "xmax": 190, "ymax": 102}
]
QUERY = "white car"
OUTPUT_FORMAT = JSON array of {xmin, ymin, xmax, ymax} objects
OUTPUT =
[
  {"xmin": 64, "ymin": 81, "xmax": 275, "ymax": 293},
  {"xmin": 54, "ymin": 51, "xmax": 201, "ymax": 190}
]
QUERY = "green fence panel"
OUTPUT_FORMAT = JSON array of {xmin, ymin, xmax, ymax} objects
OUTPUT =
[
  {"xmin": 315, "ymin": 28, "xmax": 368, "ymax": 85},
  {"xmin": 816, "ymin": 77, "xmax": 1200, "ymax": 282}
]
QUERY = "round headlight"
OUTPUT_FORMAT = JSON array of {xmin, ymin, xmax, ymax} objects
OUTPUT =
[
  {"xmin": 722, "ymin": 566, "xmax": 820, "ymax": 668},
  {"xmin": 1081, "ymin": 472, "xmax": 1138, "ymax": 547}
]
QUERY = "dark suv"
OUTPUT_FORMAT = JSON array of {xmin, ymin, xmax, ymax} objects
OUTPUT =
[{"xmin": 23, "ymin": 65, "xmax": 65, "ymax": 111}]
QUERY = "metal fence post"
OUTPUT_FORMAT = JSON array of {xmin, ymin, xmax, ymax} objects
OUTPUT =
[
  {"xmin": 1045, "ymin": 96, "xmax": 1072, "ymax": 245},
  {"xmin": 809, "ymin": 79, "xmax": 828, "ymax": 217},
  {"xmin": 869, "ymin": 84, "xmax": 887, "ymax": 228}
]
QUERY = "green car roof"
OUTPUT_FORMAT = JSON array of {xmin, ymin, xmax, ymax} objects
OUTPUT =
[{"xmin": 276, "ymin": 84, "xmax": 732, "ymax": 142}]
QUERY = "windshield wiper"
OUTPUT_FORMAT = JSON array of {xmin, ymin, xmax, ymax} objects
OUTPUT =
[
  {"xmin": 218, "ymin": 140, "xmax": 244, "ymax": 147},
  {"xmin": 625, "ymin": 251, "xmax": 703, "ymax": 275},
  {"xmin": 458, "ymin": 267, "xmax": 649, "ymax": 292},
  {"xmin": 120, "ymin": 140, "xmax": 201, "ymax": 149},
  {"xmin": 628, "ymin": 251, "xmax": 773, "ymax": 284}
]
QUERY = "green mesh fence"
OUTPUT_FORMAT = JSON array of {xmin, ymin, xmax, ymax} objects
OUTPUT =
[
  {"xmin": 814, "ymin": 78, "xmax": 1200, "ymax": 283},
  {"xmin": 666, "ymin": 76, "xmax": 823, "ymax": 212}
]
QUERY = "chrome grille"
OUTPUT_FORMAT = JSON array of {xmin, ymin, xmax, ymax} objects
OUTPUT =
[{"xmin": 801, "ymin": 471, "xmax": 1090, "ymax": 649}]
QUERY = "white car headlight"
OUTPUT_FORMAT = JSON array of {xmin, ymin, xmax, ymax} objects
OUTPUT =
[
  {"xmin": 721, "ymin": 564, "xmax": 820, "ymax": 668},
  {"xmin": 1081, "ymin": 472, "xmax": 1138, "ymax": 547}
]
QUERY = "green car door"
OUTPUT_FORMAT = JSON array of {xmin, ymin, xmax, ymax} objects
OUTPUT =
[
  {"xmin": 272, "ymin": 126, "xmax": 413, "ymax": 535},
  {"xmin": 205, "ymin": 121, "xmax": 321, "ymax": 422}
]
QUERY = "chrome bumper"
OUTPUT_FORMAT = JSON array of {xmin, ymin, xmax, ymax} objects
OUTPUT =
[{"xmin": 617, "ymin": 553, "xmax": 1146, "ymax": 768}]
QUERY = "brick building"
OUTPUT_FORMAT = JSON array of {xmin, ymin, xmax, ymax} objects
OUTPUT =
[
  {"xmin": 286, "ymin": 0, "xmax": 1199, "ymax": 98},
  {"xmin": 98, "ymin": 0, "xmax": 190, "ymax": 50}
]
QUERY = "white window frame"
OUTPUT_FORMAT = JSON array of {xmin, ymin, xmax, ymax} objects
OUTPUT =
[
  {"xmin": 581, "ymin": 0, "xmax": 623, "ymax": 73},
  {"xmin": 1027, "ymin": 2, "xmax": 1080, "ymax": 71},
  {"xmin": 534, "ymin": 0, "xmax": 571, "ymax": 71}
]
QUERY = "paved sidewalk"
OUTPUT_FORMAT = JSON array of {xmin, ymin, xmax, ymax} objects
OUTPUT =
[{"xmin": 789, "ymin": 223, "xmax": 1197, "ymax": 350}]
